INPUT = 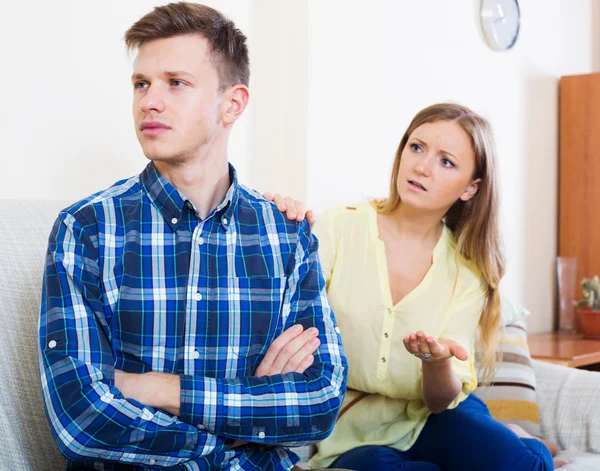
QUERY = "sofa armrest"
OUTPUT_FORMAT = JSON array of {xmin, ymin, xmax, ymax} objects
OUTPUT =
[{"xmin": 533, "ymin": 359, "xmax": 600, "ymax": 452}]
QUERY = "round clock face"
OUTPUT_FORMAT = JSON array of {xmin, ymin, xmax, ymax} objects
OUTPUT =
[{"xmin": 480, "ymin": 0, "xmax": 520, "ymax": 51}]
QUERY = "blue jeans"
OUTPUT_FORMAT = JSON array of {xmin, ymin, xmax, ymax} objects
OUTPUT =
[{"xmin": 329, "ymin": 394, "xmax": 553, "ymax": 471}]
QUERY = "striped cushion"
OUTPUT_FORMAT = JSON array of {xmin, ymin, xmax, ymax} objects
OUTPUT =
[{"xmin": 473, "ymin": 319, "xmax": 541, "ymax": 436}]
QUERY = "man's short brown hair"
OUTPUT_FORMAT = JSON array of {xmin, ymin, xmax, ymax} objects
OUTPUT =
[{"xmin": 124, "ymin": 2, "xmax": 250, "ymax": 90}]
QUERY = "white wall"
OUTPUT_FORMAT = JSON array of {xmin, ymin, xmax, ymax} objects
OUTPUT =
[
  {"xmin": 305, "ymin": 0, "xmax": 596, "ymax": 333},
  {"xmin": 1, "ymin": 1, "xmax": 250, "ymax": 202},
  {"xmin": 3, "ymin": 1, "xmax": 598, "ymax": 333},
  {"xmin": 247, "ymin": 2, "xmax": 308, "ymax": 202}
]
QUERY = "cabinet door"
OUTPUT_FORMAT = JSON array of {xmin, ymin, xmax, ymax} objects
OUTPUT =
[{"xmin": 560, "ymin": 73, "xmax": 600, "ymax": 287}]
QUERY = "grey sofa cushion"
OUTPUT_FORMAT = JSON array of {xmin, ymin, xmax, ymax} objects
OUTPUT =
[
  {"xmin": 534, "ymin": 359, "xmax": 600, "ymax": 454},
  {"xmin": 0, "ymin": 200, "xmax": 68, "ymax": 470}
]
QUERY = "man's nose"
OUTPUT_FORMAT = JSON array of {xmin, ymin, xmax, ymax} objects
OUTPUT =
[{"xmin": 139, "ymin": 84, "xmax": 166, "ymax": 114}]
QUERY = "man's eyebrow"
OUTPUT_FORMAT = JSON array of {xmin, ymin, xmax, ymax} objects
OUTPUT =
[
  {"xmin": 164, "ymin": 70, "xmax": 194, "ymax": 79},
  {"xmin": 131, "ymin": 71, "xmax": 195, "ymax": 82}
]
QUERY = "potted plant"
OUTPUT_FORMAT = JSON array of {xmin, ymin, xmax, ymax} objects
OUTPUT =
[{"xmin": 576, "ymin": 276, "xmax": 600, "ymax": 339}]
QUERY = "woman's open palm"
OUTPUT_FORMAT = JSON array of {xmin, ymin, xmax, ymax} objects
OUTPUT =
[{"xmin": 403, "ymin": 331, "xmax": 469, "ymax": 362}]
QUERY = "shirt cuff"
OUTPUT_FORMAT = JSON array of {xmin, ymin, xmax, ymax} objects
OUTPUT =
[{"xmin": 179, "ymin": 374, "xmax": 224, "ymax": 435}]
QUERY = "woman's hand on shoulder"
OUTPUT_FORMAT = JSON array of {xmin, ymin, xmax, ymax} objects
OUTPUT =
[
  {"xmin": 403, "ymin": 331, "xmax": 468, "ymax": 362},
  {"xmin": 264, "ymin": 192, "xmax": 316, "ymax": 227}
]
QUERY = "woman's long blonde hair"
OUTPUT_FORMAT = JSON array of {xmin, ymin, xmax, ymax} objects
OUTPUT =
[{"xmin": 372, "ymin": 103, "xmax": 505, "ymax": 382}]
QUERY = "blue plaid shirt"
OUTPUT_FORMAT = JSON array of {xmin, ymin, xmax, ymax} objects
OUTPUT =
[{"xmin": 39, "ymin": 163, "xmax": 347, "ymax": 470}]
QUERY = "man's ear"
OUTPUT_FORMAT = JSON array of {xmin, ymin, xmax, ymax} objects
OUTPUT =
[
  {"xmin": 222, "ymin": 85, "xmax": 249, "ymax": 125},
  {"xmin": 459, "ymin": 178, "xmax": 481, "ymax": 202}
]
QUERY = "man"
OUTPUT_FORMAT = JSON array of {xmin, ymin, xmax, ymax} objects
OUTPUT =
[{"xmin": 38, "ymin": 3, "xmax": 347, "ymax": 470}]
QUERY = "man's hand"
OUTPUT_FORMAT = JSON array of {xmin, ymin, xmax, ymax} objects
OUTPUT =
[
  {"xmin": 263, "ymin": 192, "xmax": 316, "ymax": 227},
  {"xmin": 255, "ymin": 324, "xmax": 320, "ymax": 376},
  {"xmin": 114, "ymin": 370, "xmax": 181, "ymax": 416},
  {"xmin": 403, "ymin": 331, "xmax": 468, "ymax": 363}
]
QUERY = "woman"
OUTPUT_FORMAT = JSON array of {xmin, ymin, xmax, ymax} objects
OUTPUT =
[{"xmin": 269, "ymin": 103, "xmax": 559, "ymax": 470}]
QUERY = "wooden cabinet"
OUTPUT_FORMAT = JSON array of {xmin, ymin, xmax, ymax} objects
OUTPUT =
[
  {"xmin": 559, "ymin": 73, "xmax": 600, "ymax": 290},
  {"xmin": 529, "ymin": 332, "xmax": 600, "ymax": 369}
]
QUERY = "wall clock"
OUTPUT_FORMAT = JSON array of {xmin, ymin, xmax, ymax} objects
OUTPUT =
[{"xmin": 480, "ymin": 0, "xmax": 521, "ymax": 51}]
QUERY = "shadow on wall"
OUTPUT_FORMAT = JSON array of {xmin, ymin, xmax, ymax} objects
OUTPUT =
[
  {"xmin": 522, "ymin": 73, "xmax": 559, "ymax": 334},
  {"xmin": 593, "ymin": 1, "xmax": 600, "ymax": 71}
]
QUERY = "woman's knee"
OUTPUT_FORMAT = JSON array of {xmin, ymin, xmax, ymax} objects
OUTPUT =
[
  {"xmin": 511, "ymin": 438, "xmax": 554, "ymax": 471},
  {"xmin": 330, "ymin": 446, "xmax": 403, "ymax": 470},
  {"xmin": 453, "ymin": 437, "xmax": 554, "ymax": 471},
  {"xmin": 329, "ymin": 446, "xmax": 441, "ymax": 471}
]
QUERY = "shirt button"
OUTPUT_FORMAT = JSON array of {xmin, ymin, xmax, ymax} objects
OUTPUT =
[
  {"xmin": 222, "ymin": 217, "xmax": 228, "ymax": 226},
  {"xmin": 384, "ymin": 332, "xmax": 389, "ymax": 338},
  {"xmin": 381, "ymin": 357, "xmax": 387, "ymax": 363},
  {"xmin": 198, "ymin": 236, "xmax": 205, "ymax": 245},
  {"xmin": 171, "ymin": 217, "xmax": 178, "ymax": 225},
  {"xmin": 335, "ymin": 327, "xmax": 341, "ymax": 334},
  {"xmin": 194, "ymin": 292, "xmax": 203, "ymax": 301},
  {"xmin": 48, "ymin": 340, "xmax": 57, "ymax": 349},
  {"xmin": 149, "ymin": 458, "xmax": 156, "ymax": 465},
  {"xmin": 192, "ymin": 350, "xmax": 200, "ymax": 359},
  {"xmin": 197, "ymin": 424, "xmax": 206, "ymax": 430},
  {"xmin": 258, "ymin": 431, "xmax": 265, "ymax": 439}
]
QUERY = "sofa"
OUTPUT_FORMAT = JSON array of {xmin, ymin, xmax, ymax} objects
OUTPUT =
[{"xmin": 1, "ymin": 198, "xmax": 600, "ymax": 471}]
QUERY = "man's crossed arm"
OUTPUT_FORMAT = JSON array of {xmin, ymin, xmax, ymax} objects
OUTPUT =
[{"xmin": 114, "ymin": 324, "xmax": 321, "ymax": 418}]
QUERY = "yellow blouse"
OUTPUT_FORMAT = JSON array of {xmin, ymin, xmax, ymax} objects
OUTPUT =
[{"xmin": 308, "ymin": 202, "xmax": 486, "ymax": 469}]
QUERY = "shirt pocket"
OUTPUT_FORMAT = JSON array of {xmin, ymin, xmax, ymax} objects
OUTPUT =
[{"xmin": 228, "ymin": 276, "xmax": 287, "ymax": 365}]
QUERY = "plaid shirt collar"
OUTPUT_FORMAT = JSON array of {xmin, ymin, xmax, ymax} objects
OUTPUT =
[{"xmin": 139, "ymin": 161, "xmax": 240, "ymax": 229}]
